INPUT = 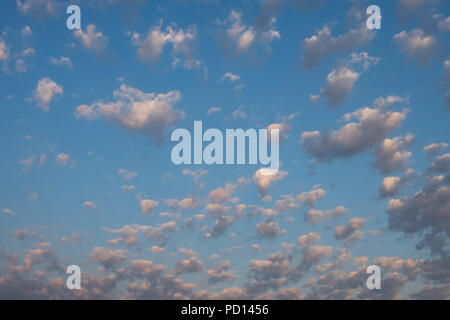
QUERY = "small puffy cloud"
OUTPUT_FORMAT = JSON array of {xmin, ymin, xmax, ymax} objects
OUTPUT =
[
  {"xmin": 220, "ymin": 10, "xmax": 280, "ymax": 54},
  {"xmin": 428, "ymin": 153, "xmax": 450, "ymax": 173},
  {"xmin": 373, "ymin": 134, "xmax": 414, "ymax": 174},
  {"xmin": 423, "ymin": 142, "xmax": 448, "ymax": 157},
  {"xmin": 33, "ymin": 78, "xmax": 63, "ymax": 111},
  {"xmin": 256, "ymin": 220, "xmax": 286, "ymax": 238},
  {"xmin": 74, "ymin": 24, "xmax": 108, "ymax": 54},
  {"xmin": 301, "ymin": 25, "xmax": 374, "ymax": 70},
  {"xmin": 296, "ymin": 188, "xmax": 326, "ymax": 207},
  {"xmin": 300, "ymin": 97, "xmax": 408, "ymax": 162},
  {"xmin": 75, "ymin": 84, "xmax": 184, "ymax": 144},
  {"xmin": 49, "ymin": 56, "xmax": 73, "ymax": 68},
  {"xmin": 221, "ymin": 72, "xmax": 240, "ymax": 82},
  {"xmin": 149, "ymin": 246, "xmax": 165, "ymax": 254},
  {"xmin": 379, "ymin": 176, "xmax": 403, "ymax": 198},
  {"xmin": 174, "ymin": 257, "xmax": 204, "ymax": 274},
  {"xmin": 267, "ymin": 122, "xmax": 291, "ymax": 142},
  {"xmin": 165, "ymin": 197, "xmax": 198, "ymax": 210},
  {"xmin": 56, "ymin": 153, "xmax": 70, "ymax": 166},
  {"xmin": 122, "ymin": 184, "xmax": 136, "ymax": 192},
  {"xmin": 253, "ymin": 169, "xmax": 288, "ymax": 197},
  {"xmin": 89, "ymin": 247, "xmax": 126, "ymax": 270},
  {"xmin": 205, "ymin": 215, "xmax": 235, "ymax": 238},
  {"xmin": 206, "ymin": 106, "xmax": 221, "ymax": 116},
  {"xmin": 394, "ymin": 29, "xmax": 439, "ymax": 66},
  {"xmin": 320, "ymin": 67, "xmax": 360, "ymax": 107},
  {"xmin": 335, "ymin": 218, "xmax": 368, "ymax": 241},
  {"xmin": 207, "ymin": 261, "xmax": 236, "ymax": 284},
  {"xmin": 82, "ymin": 201, "xmax": 96, "ymax": 209},
  {"xmin": 348, "ymin": 52, "xmax": 380, "ymax": 71},
  {"xmin": 131, "ymin": 22, "xmax": 200, "ymax": 69},
  {"xmin": 140, "ymin": 199, "xmax": 158, "ymax": 215},
  {"xmin": 21, "ymin": 26, "xmax": 33, "ymax": 36},
  {"xmin": 298, "ymin": 232, "xmax": 321, "ymax": 248},
  {"xmin": 306, "ymin": 206, "xmax": 348, "ymax": 225}
]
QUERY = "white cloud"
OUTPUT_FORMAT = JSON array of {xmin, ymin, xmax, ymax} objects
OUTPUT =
[
  {"xmin": 74, "ymin": 24, "xmax": 108, "ymax": 54},
  {"xmin": 131, "ymin": 22, "xmax": 200, "ymax": 69},
  {"xmin": 140, "ymin": 199, "xmax": 158, "ymax": 215},
  {"xmin": 75, "ymin": 84, "xmax": 184, "ymax": 144},
  {"xmin": 33, "ymin": 77, "xmax": 63, "ymax": 111},
  {"xmin": 394, "ymin": 29, "xmax": 439, "ymax": 66},
  {"xmin": 253, "ymin": 169, "xmax": 287, "ymax": 197},
  {"xmin": 256, "ymin": 220, "xmax": 286, "ymax": 238},
  {"xmin": 423, "ymin": 142, "xmax": 448, "ymax": 157},
  {"xmin": 21, "ymin": 26, "xmax": 33, "ymax": 36},
  {"xmin": 56, "ymin": 153, "xmax": 70, "ymax": 166},
  {"xmin": 301, "ymin": 25, "xmax": 374, "ymax": 70},
  {"xmin": 320, "ymin": 67, "xmax": 360, "ymax": 107},
  {"xmin": 379, "ymin": 177, "xmax": 403, "ymax": 198},
  {"xmin": 373, "ymin": 135, "xmax": 414, "ymax": 174},
  {"xmin": 221, "ymin": 10, "xmax": 280, "ymax": 54},
  {"xmin": 49, "ymin": 56, "xmax": 73, "ymax": 68},
  {"xmin": 221, "ymin": 72, "xmax": 240, "ymax": 82},
  {"xmin": 82, "ymin": 201, "xmax": 96, "ymax": 209},
  {"xmin": 301, "ymin": 96, "xmax": 408, "ymax": 162}
]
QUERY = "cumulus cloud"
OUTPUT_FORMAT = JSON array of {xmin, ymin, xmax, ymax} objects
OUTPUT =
[
  {"xmin": 82, "ymin": 201, "xmax": 96, "ymax": 209},
  {"xmin": 379, "ymin": 176, "xmax": 403, "ymax": 198},
  {"xmin": 306, "ymin": 206, "xmax": 348, "ymax": 225},
  {"xmin": 373, "ymin": 134, "xmax": 414, "ymax": 174},
  {"xmin": 220, "ymin": 10, "xmax": 280, "ymax": 54},
  {"xmin": 394, "ymin": 29, "xmax": 439, "ymax": 66},
  {"xmin": 387, "ymin": 174, "xmax": 450, "ymax": 255},
  {"xmin": 256, "ymin": 220, "xmax": 286, "ymax": 238},
  {"xmin": 74, "ymin": 24, "xmax": 108, "ymax": 54},
  {"xmin": 428, "ymin": 154, "xmax": 450, "ymax": 173},
  {"xmin": 140, "ymin": 199, "xmax": 158, "ymax": 215},
  {"xmin": 320, "ymin": 67, "xmax": 360, "ymax": 107},
  {"xmin": 300, "ymin": 96, "xmax": 408, "ymax": 162},
  {"xmin": 174, "ymin": 257, "xmax": 204, "ymax": 274},
  {"xmin": 33, "ymin": 78, "xmax": 63, "ymax": 111},
  {"xmin": 90, "ymin": 247, "xmax": 126, "ymax": 270},
  {"xmin": 423, "ymin": 142, "xmax": 448, "ymax": 157},
  {"xmin": 301, "ymin": 24, "xmax": 375, "ymax": 70},
  {"xmin": 253, "ymin": 169, "xmax": 287, "ymax": 197},
  {"xmin": 335, "ymin": 218, "xmax": 367, "ymax": 246},
  {"xmin": 207, "ymin": 260, "xmax": 236, "ymax": 284},
  {"xmin": 75, "ymin": 84, "xmax": 184, "ymax": 144},
  {"xmin": 296, "ymin": 188, "xmax": 326, "ymax": 207},
  {"xmin": 298, "ymin": 232, "xmax": 321, "ymax": 248},
  {"xmin": 221, "ymin": 72, "xmax": 240, "ymax": 82},
  {"xmin": 56, "ymin": 153, "xmax": 70, "ymax": 166},
  {"xmin": 49, "ymin": 56, "xmax": 73, "ymax": 68},
  {"xmin": 131, "ymin": 22, "xmax": 200, "ymax": 69}
]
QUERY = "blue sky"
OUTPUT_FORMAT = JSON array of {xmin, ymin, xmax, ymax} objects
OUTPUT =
[{"xmin": 0, "ymin": 0, "xmax": 449, "ymax": 299}]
